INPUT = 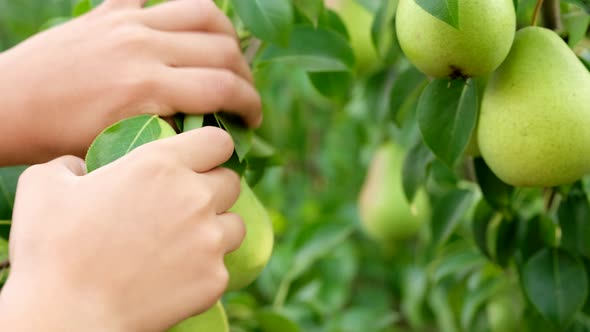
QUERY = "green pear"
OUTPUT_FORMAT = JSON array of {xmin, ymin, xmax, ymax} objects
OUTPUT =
[
  {"xmin": 358, "ymin": 142, "xmax": 430, "ymax": 244},
  {"xmin": 168, "ymin": 301, "xmax": 229, "ymax": 332},
  {"xmin": 224, "ymin": 178, "xmax": 274, "ymax": 291},
  {"xmin": 395, "ymin": 0, "xmax": 515, "ymax": 78},
  {"xmin": 478, "ymin": 27, "xmax": 590, "ymax": 187},
  {"xmin": 328, "ymin": 0, "xmax": 379, "ymax": 73},
  {"xmin": 486, "ymin": 290, "xmax": 522, "ymax": 332}
]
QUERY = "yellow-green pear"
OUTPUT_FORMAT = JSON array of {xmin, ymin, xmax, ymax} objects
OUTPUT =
[
  {"xmin": 478, "ymin": 27, "xmax": 590, "ymax": 187},
  {"xmin": 224, "ymin": 178, "xmax": 274, "ymax": 291},
  {"xmin": 395, "ymin": 0, "xmax": 515, "ymax": 78},
  {"xmin": 168, "ymin": 301, "xmax": 229, "ymax": 332},
  {"xmin": 358, "ymin": 142, "xmax": 430, "ymax": 243},
  {"xmin": 327, "ymin": 0, "xmax": 379, "ymax": 73},
  {"xmin": 486, "ymin": 290, "xmax": 522, "ymax": 332}
]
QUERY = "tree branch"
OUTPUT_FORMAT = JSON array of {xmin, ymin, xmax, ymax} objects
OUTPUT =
[{"xmin": 542, "ymin": 0, "xmax": 562, "ymax": 31}]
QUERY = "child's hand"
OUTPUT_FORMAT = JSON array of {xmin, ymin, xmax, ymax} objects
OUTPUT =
[
  {"xmin": 0, "ymin": 0, "xmax": 261, "ymax": 165},
  {"xmin": 0, "ymin": 127, "xmax": 245, "ymax": 332}
]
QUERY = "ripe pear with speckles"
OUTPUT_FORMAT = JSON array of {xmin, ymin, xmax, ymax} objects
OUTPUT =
[
  {"xmin": 396, "ymin": 0, "xmax": 515, "ymax": 78},
  {"xmin": 478, "ymin": 27, "xmax": 590, "ymax": 187}
]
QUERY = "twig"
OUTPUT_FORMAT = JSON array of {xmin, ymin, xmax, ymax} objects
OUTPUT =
[
  {"xmin": 532, "ymin": 0, "xmax": 545, "ymax": 26},
  {"xmin": 542, "ymin": 0, "xmax": 562, "ymax": 31}
]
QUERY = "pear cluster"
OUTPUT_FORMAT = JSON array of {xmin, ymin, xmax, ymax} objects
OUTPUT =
[{"xmin": 396, "ymin": 0, "xmax": 590, "ymax": 187}]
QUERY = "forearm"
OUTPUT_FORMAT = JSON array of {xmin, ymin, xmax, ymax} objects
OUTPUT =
[
  {"xmin": 0, "ymin": 274, "xmax": 122, "ymax": 332},
  {"xmin": 0, "ymin": 50, "xmax": 44, "ymax": 166}
]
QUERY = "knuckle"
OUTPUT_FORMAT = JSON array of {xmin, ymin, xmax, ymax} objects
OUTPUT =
[
  {"xmin": 219, "ymin": 37, "xmax": 241, "ymax": 66},
  {"xmin": 206, "ymin": 227, "xmax": 223, "ymax": 248},
  {"xmin": 195, "ymin": 0, "xmax": 221, "ymax": 20},
  {"xmin": 119, "ymin": 24, "xmax": 151, "ymax": 47},
  {"xmin": 130, "ymin": 146, "xmax": 174, "ymax": 174},
  {"xmin": 18, "ymin": 165, "xmax": 44, "ymax": 183},
  {"xmin": 206, "ymin": 264, "xmax": 229, "ymax": 298},
  {"xmin": 215, "ymin": 70, "xmax": 240, "ymax": 101}
]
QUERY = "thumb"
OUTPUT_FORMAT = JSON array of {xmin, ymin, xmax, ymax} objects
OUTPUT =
[{"xmin": 46, "ymin": 155, "xmax": 88, "ymax": 177}]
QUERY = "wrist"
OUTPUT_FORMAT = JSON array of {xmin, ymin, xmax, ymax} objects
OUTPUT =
[
  {"xmin": 0, "ymin": 272, "xmax": 125, "ymax": 332},
  {"xmin": 0, "ymin": 51, "xmax": 45, "ymax": 166}
]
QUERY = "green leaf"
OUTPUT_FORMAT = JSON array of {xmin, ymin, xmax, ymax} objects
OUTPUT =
[
  {"xmin": 256, "ymin": 309, "xmax": 301, "ymax": 332},
  {"xmin": 402, "ymin": 138, "xmax": 434, "ymax": 202},
  {"xmin": 317, "ymin": 8, "xmax": 349, "ymax": 38},
  {"xmin": 0, "ymin": 166, "xmax": 27, "ymax": 221},
  {"xmin": 183, "ymin": 115, "xmax": 204, "ymax": 132},
  {"xmin": 258, "ymin": 25, "xmax": 354, "ymax": 72},
  {"xmin": 473, "ymin": 157, "xmax": 514, "ymax": 211},
  {"xmin": 519, "ymin": 214, "xmax": 558, "ymax": 263},
  {"xmin": 492, "ymin": 216, "xmax": 519, "ymax": 267},
  {"xmin": 522, "ymin": 249, "xmax": 588, "ymax": 329},
  {"xmin": 231, "ymin": 0, "xmax": 293, "ymax": 46},
  {"xmin": 308, "ymin": 71, "xmax": 353, "ymax": 100},
  {"xmin": 415, "ymin": 0, "xmax": 460, "ymax": 29},
  {"xmin": 558, "ymin": 184, "xmax": 590, "ymax": 259},
  {"xmin": 39, "ymin": 17, "xmax": 71, "ymax": 31},
  {"xmin": 564, "ymin": 0, "xmax": 590, "ymax": 14},
  {"xmin": 417, "ymin": 78, "xmax": 478, "ymax": 168},
  {"xmin": 86, "ymin": 115, "xmax": 175, "ymax": 172},
  {"xmin": 290, "ymin": 223, "xmax": 354, "ymax": 279},
  {"xmin": 460, "ymin": 276, "xmax": 504, "ymax": 330},
  {"xmin": 371, "ymin": 0, "xmax": 401, "ymax": 64},
  {"xmin": 0, "ymin": 166, "xmax": 27, "ymax": 239},
  {"xmin": 214, "ymin": 113, "xmax": 253, "ymax": 161},
  {"xmin": 563, "ymin": 11, "xmax": 590, "ymax": 48},
  {"xmin": 293, "ymin": 0, "xmax": 324, "ymax": 26},
  {"xmin": 72, "ymin": 0, "xmax": 93, "ymax": 17},
  {"xmin": 390, "ymin": 66, "xmax": 428, "ymax": 126},
  {"xmin": 431, "ymin": 189, "xmax": 474, "ymax": 246},
  {"xmin": 472, "ymin": 199, "xmax": 497, "ymax": 260}
]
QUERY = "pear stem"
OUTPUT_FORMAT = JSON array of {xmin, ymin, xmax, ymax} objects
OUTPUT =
[{"xmin": 532, "ymin": 0, "xmax": 545, "ymax": 26}]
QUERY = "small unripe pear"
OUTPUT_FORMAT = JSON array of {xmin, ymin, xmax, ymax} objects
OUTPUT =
[
  {"xmin": 358, "ymin": 142, "xmax": 429, "ymax": 243},
  {"xmin": 168, "ymin": 301, "xmax": 228, "ymax": 332},
  {"xmin": 478, "ymin": 27, "xmax": 590, "ymax": 187},
  {"xmin": 224, "ymin": 178, "xmax": 274, "ymax": 291},
  {"xmin": 396, "ymin": 0, "xmax": 516, "ymax": 78}
]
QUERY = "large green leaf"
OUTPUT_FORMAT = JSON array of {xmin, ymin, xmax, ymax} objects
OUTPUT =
[
  {"xmin": 473, "ymin": 157, "xmax": 514, "ymax": 211},
  {"xmin": 415, "ymin": 0, "xmax": 459, "ymax": 29},
  {"xmin": 558, "ymin": 184, "xmax": 590, "ymax": 259},
  {"xmin": 389, "ymin": 65, "xmax": 428, "ymax": 126},
  {"xmin": 86, "ymin": 115, "xmax": 175, "ymax": 172},
  {"xmin": 523, "ymin": 249, "xmax": 588, "ymax": 329},
  {"xmin": 258, "ymin": 25, "xmax": 354, "ymax": 72},
  {"xmin": 231, "ymin": 0, "xmax": 293, "ymax": 46},
  {"xmin": 417, "ymin": 78, "xmax": 478, "ymax": 168}
]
